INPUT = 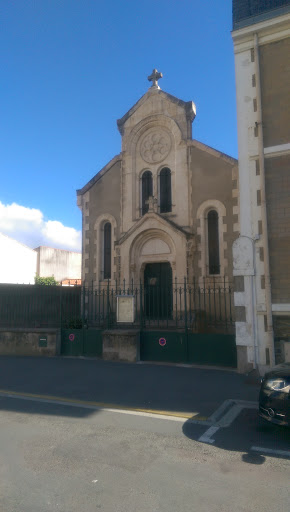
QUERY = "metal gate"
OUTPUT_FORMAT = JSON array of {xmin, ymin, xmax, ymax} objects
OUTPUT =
[
  {"xmin": 61, "ymin": 329, "xmax": 102, "ymax": 357},
  {"xmin": 140, "ymin": 331, "xmax": 237, "ymax": 368}
]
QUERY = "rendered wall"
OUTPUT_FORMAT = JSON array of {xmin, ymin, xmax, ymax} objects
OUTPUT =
[{"xmin": 35, "ymin": 246, "xmax": 81, "ymax": 283}]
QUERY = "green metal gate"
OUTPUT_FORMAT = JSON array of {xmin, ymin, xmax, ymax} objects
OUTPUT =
[
  {"xmin": 140, "ymin": 330, "xmax": 237, "ymax": 368},
  {"xmin": 61, "ymin": 329, "xmax": 102, "ymax": 357}
]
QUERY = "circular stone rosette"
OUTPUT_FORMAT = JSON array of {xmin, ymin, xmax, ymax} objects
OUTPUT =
[{"xmin": 140, "ymin": 130, "xmax": 171, "ymax": 164}]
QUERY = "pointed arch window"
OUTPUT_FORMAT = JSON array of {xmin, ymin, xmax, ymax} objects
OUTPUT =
[
  {"xmin": 207, "ymin": 210, "xmax": 220, "ymax": 275},
  {"xmin": 159, "ymin": 167, "xmax": 172, "ymax": 213},
  {"xmin": 103, "ymin": 222, "xmax": 111, "ymax": 279},
  {"xmin": 141, "ymin": 171, "xmax": 153, "ymax": 215}
]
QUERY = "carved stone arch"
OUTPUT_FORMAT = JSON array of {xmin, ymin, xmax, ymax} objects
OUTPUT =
[
  {"xmin": 196, "ymin": 200, "xmax": 227, "ymax": 279},
  {"xmin": 94, "ymin": 213, "xmax": 117, "ymax": 283},
  {"xmin": 129, "ymin": 228, "xmax": 176, "ymax": 282}
]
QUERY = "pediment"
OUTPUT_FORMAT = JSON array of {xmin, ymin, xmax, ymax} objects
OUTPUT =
[
  {"xmin": 116, "ymin": 212, "xmax": 192, "ymax": 247},
  {"xmin": 117, "ymin": 88, "xmax": 196, "ymax": 137}
]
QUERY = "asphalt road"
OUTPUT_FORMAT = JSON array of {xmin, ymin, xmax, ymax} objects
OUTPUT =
[
  {"xmin": 0, "ymin": 396, "xmax": 289, "ymax": 512},
  {"xmin": 0, "ymin": 356, "xmax": 259, "ymax": 417},
  {"xmin": 0, "ymin": 357, "xmax": 289, "ymax": 511}
]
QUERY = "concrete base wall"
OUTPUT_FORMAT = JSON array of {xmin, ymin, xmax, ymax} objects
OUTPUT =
[
  {"xmin": 102, "ymin": 330, "xmax": 140, "ymax": 362},
  {"xmin": 236, "ymin": 345, "xmax": 254, "ymax": 374},
  {"xmin": 0, "ymin": 329, "xmax": 61, "ymax": 357}
]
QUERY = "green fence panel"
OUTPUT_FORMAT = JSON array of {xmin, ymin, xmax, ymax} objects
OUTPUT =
[
  {"xmin": 84, "ymin": 329, "xmax": 103, "ymax": 357},
  {"xmin": 140, "ymin": 331, "xmax": 186, "ymax": 363},
  {"xmin": 61, "ymin": 329, "xmax": 84, "ymax": 356},
  {"xmin": 187, "ymin": 333, "xmax": 237, "ymax": 368}
]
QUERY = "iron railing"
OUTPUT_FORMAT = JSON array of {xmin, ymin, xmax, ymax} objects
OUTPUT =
[
  {"xmin": 83, "ymin": 277, "xmax": 234, "ymax": 332},
  {"xmin": 0, "ymin": 278, "xmax": 235, "ymax": 332}
]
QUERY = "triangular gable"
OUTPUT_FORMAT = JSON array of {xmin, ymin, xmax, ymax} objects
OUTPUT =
[
  {"xmin": 190, "ymin": 139, "xmax": 237, "ymax": 164},
  {"xmin": 117, "ymin": 212, "xmax": 193, "ymax": 246},
  {"xmin": 77, "ymin": 154, "xmax": 121, "ymax": 196},
  {"xmin": 117, "ymin": 88, "xmax": 196, "ymax": 135}
]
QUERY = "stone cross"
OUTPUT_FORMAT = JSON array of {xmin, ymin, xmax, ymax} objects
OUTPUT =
[
  {"xmin": 145, "ymin": 196, "xmax": 157, "ymax": 212},
  {"xmin": 148, "ymin": 69, "xmax": 163, "ymax": 89}
]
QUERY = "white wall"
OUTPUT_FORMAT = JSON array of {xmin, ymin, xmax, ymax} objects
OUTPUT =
[
  {"xmin": 35, "ymin": 246, "xmax": 81, "ymax": 283},
  {"xmin": 0, "ymin": 232, "xmax": 37, "ymax": 284}
]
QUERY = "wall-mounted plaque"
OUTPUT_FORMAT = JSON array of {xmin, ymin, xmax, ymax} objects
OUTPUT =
[{"xmin": 116, "ymin": 295, "xmax": 135, "ymax": 323}]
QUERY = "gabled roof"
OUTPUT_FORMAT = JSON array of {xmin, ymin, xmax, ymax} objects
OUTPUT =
[
  {"xmin": 117, "ymin": 88, "xmax": 196, "ymax": 135},
  {"xmin": 190, "ymin": 139, "xmax": 238, "ymax": 165},
  {"xmin": 77, "ymin": 154, "xmax": 122, "ymax": 196},
  {"xmin": 117, "ymin": 211, "xmax": 193, "ymax": 246}
]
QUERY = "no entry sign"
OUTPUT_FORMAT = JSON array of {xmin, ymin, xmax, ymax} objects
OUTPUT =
[{"xmin": 159, "ymin": 337, "xmax": 166, "ymax": 347}]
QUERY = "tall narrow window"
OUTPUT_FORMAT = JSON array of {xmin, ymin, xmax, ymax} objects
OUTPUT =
[
  {"xmin": 103, "ymin": 222, "xmax": 111, "ymax": 279},
  {"xmin": 207, "ymin": 210, "xmax": 220, "ymax": 275},
  {"xmin": 141, "ymin": 171, "xmax": 153, "ymax": 215},
  {"xmin": 160, "ymin": 167, "xmax": 172, "ymax": 213}
]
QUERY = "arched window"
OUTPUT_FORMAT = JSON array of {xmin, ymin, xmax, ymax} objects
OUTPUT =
[
  {"xmin": 159, "ymin": 167, "xmax": 172, "ymax": 213},
  {"xmin": 207, "ymin": 210, "xmax": 220, "ymax": 275},
  {"xmin": 141, "ymin": 171, "xmax": 153, "ymax": 215},
  {"xmin": 103, "ymin": 222, "xmax": 111, "ymax": 279}
]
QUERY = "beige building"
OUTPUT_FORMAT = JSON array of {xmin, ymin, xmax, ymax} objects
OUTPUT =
[
  {"xmin": 35, "ymin": 246, "xmax": 81, "ymax": 284},
  {"xmin": 77, "ymin": 71, "xmax": 238, "ymax": 297},
  {"xmin": 0, "ymin": 233, "xmax": 81, "ymax": 285},
  {"xmin": 232, "ymin": 1, "xmax": 290, "ymax": 372}
]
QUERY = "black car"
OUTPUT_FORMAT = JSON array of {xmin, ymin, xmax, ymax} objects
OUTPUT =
[{"xmin": 259, "ymin": 362, "xmax": 290, "ymax": 426}]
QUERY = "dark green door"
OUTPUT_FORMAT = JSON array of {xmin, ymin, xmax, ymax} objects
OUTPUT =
[{"xmin": 144, "ymin": 262, "xmax": 172, "ymax": 319}]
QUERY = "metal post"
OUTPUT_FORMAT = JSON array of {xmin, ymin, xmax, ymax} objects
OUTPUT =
[
  {"xmin": 107, "ymin": 278, "xmax": 110, "ymax": 329},
  {"xmin": 140, "ymin": 280, "xmax": 143, "ymax": 329},
  {"xmin": 184, "ymin": 277, "xmax": 188, "ymax": 363}
]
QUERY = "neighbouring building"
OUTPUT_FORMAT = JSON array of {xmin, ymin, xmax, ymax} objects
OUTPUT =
[
  {"xmin": 35, "ymin": 246, "xmax": 81, "ymax": 284},
  {"xmin": 232, "ymin": 0, "xmax": 290, "ymax": 373},
  {"xmin": 0, "ymin": 232, "xmax": 81, "ymax": 284}
]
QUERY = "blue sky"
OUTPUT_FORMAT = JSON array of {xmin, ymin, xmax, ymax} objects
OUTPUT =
[{"xmin": 0, "ymin": 0, "xmax": 237, "ymax": 251}]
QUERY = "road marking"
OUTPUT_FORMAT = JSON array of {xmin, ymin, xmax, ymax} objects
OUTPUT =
[
  {"xmin": 251, "ymin": 446, "xmax": 290, "ymax": 459},
  {"xmin": 0, "ymin": 390, "xmax": 203, "ymax": 423},
  {"xmin": 92, "ymin": 480, "xmax": 98, "ymax": 483},
  {"xmin": 198, "ymin": 426, "xmax": 220, "ymax": 444},
  {"xmin": 209, "ymin": 399, "xmax": 258, "ymax": 427}
]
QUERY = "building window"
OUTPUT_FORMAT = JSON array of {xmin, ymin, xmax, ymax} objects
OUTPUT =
[
  {"xmin": 159, "ymin": 167, "xmax": 172, "ymax": 213},
  {"xmin": 207, "ymin": 210, "xmax": 220, "ymax": 275},
  {"xmin": 103, "ymin": 222, "xmax": 111, "ymax": 279},
  {"xmin": 141, "ymin": 171, "xmax": 153, "ymax": 215}
]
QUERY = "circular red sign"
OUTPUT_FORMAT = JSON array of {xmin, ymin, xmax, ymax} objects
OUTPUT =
[
  {"xmin": 159, "ymin": 337, "xmax": 166, "ymax": 346},
  {"xmin": 69, "ymin": 333, "xmax": 75, "ymax": 341}
]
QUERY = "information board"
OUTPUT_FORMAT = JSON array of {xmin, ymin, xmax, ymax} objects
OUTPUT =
[{"xmin": 116, "ymin": 295, "xmax": 135, "ymax": 323}]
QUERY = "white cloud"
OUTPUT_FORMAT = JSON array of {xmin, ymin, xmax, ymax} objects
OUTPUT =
[{"xmin": 0, "ymin": 201, "xmax": 81, "ymax": 252}]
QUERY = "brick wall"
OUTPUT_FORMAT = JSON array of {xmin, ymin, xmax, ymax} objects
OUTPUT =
[
  {"xmin": 265, "ymin": 155, "xmax": 290, "ymax": 302},
  {"xmin": 260, "ymin": 37, "xmax": 290, "ymax": 147}
]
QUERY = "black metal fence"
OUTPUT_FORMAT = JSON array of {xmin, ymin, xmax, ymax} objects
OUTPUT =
[
  {"xmin": 84, "ymin": 278, "xmax": 234, "ymax": 332},
  {"xmin": 0, "ymin": 284, "xmax": 81, "ymax": 328},
  {"xmin": 0, "ymin": 278, "xmax": 235, "ymax": 332}
]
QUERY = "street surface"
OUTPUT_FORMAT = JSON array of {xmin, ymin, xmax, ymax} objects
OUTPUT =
[{"xmin": 0, "ymin": 357, "xmax": 289, "ymax": 512}]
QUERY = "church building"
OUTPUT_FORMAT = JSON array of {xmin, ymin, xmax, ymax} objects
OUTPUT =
[{"xmin": 77, "ymin": 70, "xmax": 239, "ymax": 294}]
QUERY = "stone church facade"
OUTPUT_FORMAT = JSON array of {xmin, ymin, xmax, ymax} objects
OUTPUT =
[{"xmin": 77, "ymin": 72, "xmax": 238, "ymax": 301}]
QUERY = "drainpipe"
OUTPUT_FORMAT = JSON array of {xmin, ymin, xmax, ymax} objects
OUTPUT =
[{"xmin": 253, "ymin": 33, "xmax": 275, "ymax": 367}]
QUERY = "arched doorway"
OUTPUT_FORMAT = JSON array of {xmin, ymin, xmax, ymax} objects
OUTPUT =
[{"xmin": 144, "ymin": 262, "xmax": 172, "ymax": 319}]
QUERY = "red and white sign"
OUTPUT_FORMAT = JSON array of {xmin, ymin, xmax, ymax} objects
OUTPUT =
[
  {"xmin": 159, "ymin": 337, "xmax": 166, "ymax": 347},
  {"xmin": 69, "ymin": 333, "xmax": 75, "ymax": 341}
]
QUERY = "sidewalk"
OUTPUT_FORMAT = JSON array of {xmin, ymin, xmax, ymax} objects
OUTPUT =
[{"xmin": 0, "ymin": 356, "xmax": 260, "ymax": 418}]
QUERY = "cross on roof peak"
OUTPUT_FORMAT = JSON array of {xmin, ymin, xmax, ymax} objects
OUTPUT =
[{"xmin": 148, "ymin": 69, "xmax": 163, "ymax": 89}]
